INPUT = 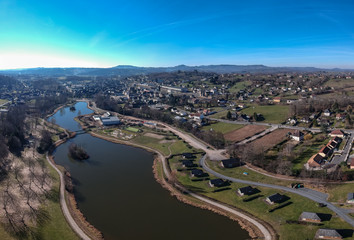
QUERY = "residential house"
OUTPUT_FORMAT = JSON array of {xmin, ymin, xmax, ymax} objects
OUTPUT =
[
  {"xmin": 336, "ymin": 113, "xmax": 346, "ymax": 120},
  {"xmin": 191, "ymin": 169, "xmax": 205, "ymax": 178},
  {"xmin": 182, "ymin": 153, "xmax": 194, "ymax": 159},
  {"xmin": 329, "ymin": 130, "xmax": 345, "ymax": 138},
  {"xmin": 182, "ymin": 160, "xmax": 194, "ymax": 168},
  {"xmin": 315, "ymin": 229, "xmax": 342, "ymax": 240},
  {"xmin": 266, "ymin": 193, "xmax": 284, "ymax": 204},
  {"xmin": 350, "ymin": 158, "xmax": 354, "ymax": 170},
  {"xmin": 209, "ymin": 179, "xmax": 227, "ymax": 188},
  {"xmin": 291, "ymin": 130, "xmax": 304, "ymax": 142},
  {"xmin": 273, "ymin": 97, "xmax": 281, "ymax": 103},
  {"xmin": 299, "ymin": 212, "xmax": 322, "ymax": 223},
  {"xmin": 307, "ymin": 154, "xmax": 325, "ymax": 168},
  {"xmin": 319, "ymin": 146, "xmax": 332, "ymax": 157},
  {"xmin": 237, "ymin": 186, "xmax": 256, "ymax": 196},
  {"xmin": 347, "ymin": 193, "xmax": 354, "ymax": 204},
  {"xmin": 323, "ymin": 109, "xmax": 331, "ymax": 117},
  {"xmin": 221, "ymin": 158, "xmax": 241, "ymax": 168}
]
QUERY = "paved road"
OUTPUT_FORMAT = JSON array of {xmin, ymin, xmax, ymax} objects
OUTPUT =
[
  {"xmin": 200, "ymin": 155, "xmax": 354, "ymax": 227},
  {"xmin": 82, "ymin": 99, "xmax": 354, "ymax": 228},
  {"xmin": 46, "ymin": 152, "xmax": 90, "ymax": 240}
]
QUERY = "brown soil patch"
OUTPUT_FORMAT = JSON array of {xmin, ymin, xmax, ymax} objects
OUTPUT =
[
  {"xmin": 144, "ymin": 132, "xmax": 164, "ymax": 139},
  {"xmin": 224, "ymin": 125, "xmax": 267, "ymax": 142},
  {"xmin": 248, "ymin": 128, "xmax": 295, "ymax": 152}
]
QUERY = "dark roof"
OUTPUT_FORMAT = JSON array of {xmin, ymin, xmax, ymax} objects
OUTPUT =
[
  {"xmin": 221, "ymin": 158, "xmax": 241, "ymax": 168},
  {"xmin": 333, "ymin": 137, "xmax": 342, "ymax": 143},
  {"xmin": 182, "ymin": 160, "xmax": 194, "ymax": 167},
  {"xmin": 299, "ymin": 212, "xmax": 321, "ymax": 221},
  {"xmin": 238, "ymin": 186, "xmax": 255, "ymax": 195},
  {"xmin": 348, "ymin": 193, "xmax": 354, "ymax": 200},
  {"xmin": 315, "ymin": 229, "xmax": 342, "ymax": 239},
  {"xmin": 321, "ymin": 146, "xmax": 331, "ymax": 155},
  {"xmin": 267, "ymin": 193, "xmax": 283, "ymax": 203},
  {"xmin": 329, "ymin": 141, "xmax": 338, "ymax": 148},
  {"xmin": 313, "ymin": 154, "xmax": 324, "ymax": 164},
  {"xmin": 182, "ymin": 153, "xmax": 194, "ymax": 158},
  {"xmin": 210, "ymin": 179, "xmax": 226, "ymax": 187},
  {"xmin": 293, "ymin": 130, "xmax": 304, "ymax": 137},
  {"xmin": 191, "ymin": 169, "xmax": 204, "ymax": 177}
]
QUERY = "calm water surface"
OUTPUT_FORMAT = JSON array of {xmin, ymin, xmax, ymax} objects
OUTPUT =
[{"xmin": 51, "ymin": 102, "xmax": 249, "ymax": 240}]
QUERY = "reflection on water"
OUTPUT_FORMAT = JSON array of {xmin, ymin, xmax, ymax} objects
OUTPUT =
[{"xmin": 51, "ymin": 102, "xmax": 249, "ymax": 240}]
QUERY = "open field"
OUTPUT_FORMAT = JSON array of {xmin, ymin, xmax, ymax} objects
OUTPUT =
[
  {"xmin": 224, "ymin": 125, "xmax": 268, "ymax": 142},
  {"xmin": 327, "ymin": 183, "xmax": 354, "ymax": 203},
  {"xmin": 168, "ymin": 156, "xmax": 354, "ymax": 240},
  {"xmin": 325, "ymin": 78, "xmax": 354, "ymax": 89},
  {"xmin": 249, "ymin": 129, "xmax": 296, "ymax": 152},
  {"xmin": 202, "ymin": 122, "xmax": 243, "ymax": 134},
  {"xmin": 241, "ymin": 104, "xmax": 290, "ymax": 124},
  {"xmin": 0, "ymin": 99, "xmax": 8, "ymax": 105},
  {"xmin": 228, "ymin": 80, "xmax": 252, "ymax": 93}
]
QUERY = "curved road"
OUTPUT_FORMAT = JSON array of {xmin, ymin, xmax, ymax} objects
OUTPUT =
[
  {"xmin": 46, "ymin": 152, "xmax": 91, "ymax": 240},
  {"xmin": 200, "ymin": 155, "xmax": 354, "ymax": 227}
]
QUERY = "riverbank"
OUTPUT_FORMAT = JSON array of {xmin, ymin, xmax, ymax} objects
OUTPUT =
[
  {"xmin": 45, "ymin": 103, "xmax": 103, "ymax": 240},
  {"xmin": 77, "ymin": 115, "xmax": 274, "ymax": 240}
]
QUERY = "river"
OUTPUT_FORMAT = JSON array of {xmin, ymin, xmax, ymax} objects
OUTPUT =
[{"xmin": 49, "ymin": 102, "xmax": 249, "ymax": 240}]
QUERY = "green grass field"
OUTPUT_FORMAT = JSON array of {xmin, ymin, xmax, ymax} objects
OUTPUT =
[
  {"xmin": 241, "ymin": 104, "xmax": 290, "ymax": 124},
  {"xmin": 0, "ymin": 99, "xmax": 8, "ymax": 105},
  {"xmin": 291, "ymin": 135, "xmax": 329, "ymax": 171},
  {"xmin": 202, "ymin": 122, "xmax": 244, "ymax": 134},
  {"xmin": 126, "ymin": 127, "xmax": 140, "ymax": 132},
  {"xmin": 168, "ymin": 156, "xmax": 354, "ymax": 240},
  {"xmin": 327, "ymin": 183, "xmax": 354, "ymax": 203},
  {"xmin": 325, "ymin": 78, "xmax": 354, "ymax": 89},
  {"xmin": 228, "ymin": 81, "xmax": 252, "ymax": 93}
]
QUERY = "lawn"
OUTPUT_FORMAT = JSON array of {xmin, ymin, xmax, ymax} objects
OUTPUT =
[
  {"xmin": 291, "ymin": 134, "xmax": 329, "ymax": 171},
  {"xmin": 327, "ymin": 182, "xmax": 354, "ymax": 203},
  {"xmin": 228, "ymin": 80, "xmax": 252, "ymax": 93},
  {"xmin": 168, "ymin": 156, "xmax": 354, "ymax": 240},
  {"xmin": 241, "ymin": 104, "xmax": 290, "ymax": 124},
  {"xmin": 0, "ymin": 99, "xmax": 8, "ymax": 105},
  {"xmin": 202, "ymin": 122, "xmax": 244, "ymax": 134}
]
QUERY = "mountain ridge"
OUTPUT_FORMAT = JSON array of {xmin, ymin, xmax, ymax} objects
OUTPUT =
[{"xmin": 1, "ymin": 64, "xmax": 353, "ymax": 77}]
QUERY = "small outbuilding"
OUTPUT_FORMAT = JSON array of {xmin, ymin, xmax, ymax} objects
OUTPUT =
[
  {"xmin": 315, "ymin": 229, "xmax": 342, "ymax": 240},
  {"xmin": 209, "ymin": 179, "xmax": 227, "ymax": 188},
  {"xmin": 266, "ymin": 193, "xmax": 284, "ymax": 204},
  {"xmin": 299, "ymin": 212, "xmax": 321, "ymax": 223},
  {"xmin": 347, "ymin": 193, "xmax": 354, "ymax": 204},
  {"xmin": 237, "ymin": 186, "xmax": 256, "ymax": 196}
]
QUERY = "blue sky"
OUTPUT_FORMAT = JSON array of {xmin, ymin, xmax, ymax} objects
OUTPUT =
[{"xmin": 1, "ymin": 0, "xmax": 354, "ymax": 69}]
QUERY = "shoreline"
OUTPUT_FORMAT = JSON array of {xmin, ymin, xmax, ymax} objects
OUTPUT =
[
  {"xmin": 45, "ymin": 103, "xmax": 103, "ymax": 240},
  {"xmin": 83, "ymin": 123, "xmax": 275, "ymax": 240},
  {"xmin": 51, "ymin": 100, "xmax": 275, "ymax": 240}
]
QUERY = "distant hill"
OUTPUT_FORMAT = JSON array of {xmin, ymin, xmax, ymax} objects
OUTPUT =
[{"xmin": 1, "ymin": 64, "xmax": 353, "ymax": 77}]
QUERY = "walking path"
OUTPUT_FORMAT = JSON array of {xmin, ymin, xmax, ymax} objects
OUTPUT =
[{"xmin": 46, "ymin": 152, "xmax": 91, "ymax": 240}]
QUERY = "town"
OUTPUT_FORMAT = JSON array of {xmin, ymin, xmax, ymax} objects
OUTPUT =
[{"xmin": 0, "ymin": 68, "xmax": 353, "ymax": 240}]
